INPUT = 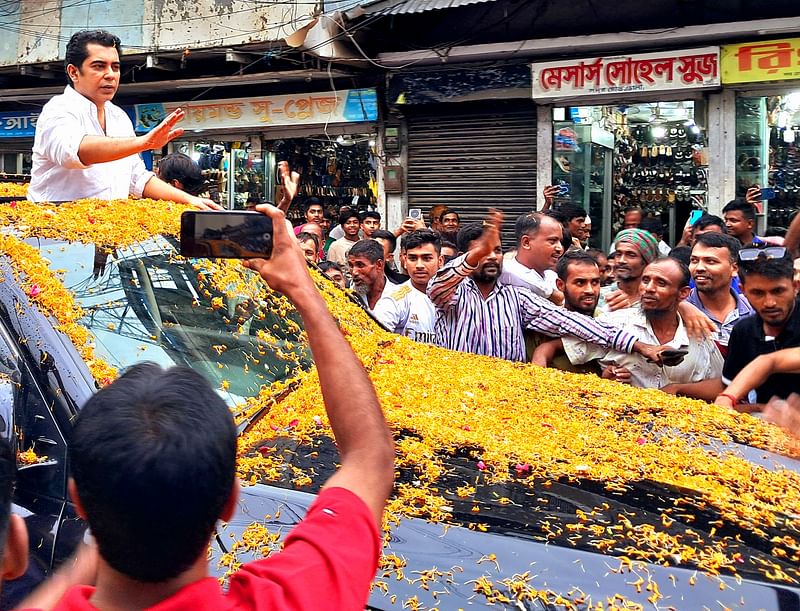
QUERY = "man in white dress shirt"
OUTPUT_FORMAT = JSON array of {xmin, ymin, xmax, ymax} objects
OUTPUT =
[
  {"xmin": 28, "ymin": 30, "xmax": 218, "ymax": 209},
  {"xmin": 373, "ymin": 229, "xmax": 442, "ymax": 344},
  {"xmin": 501, "ymin": 212, "xmax": 565, "ymax": 304}
]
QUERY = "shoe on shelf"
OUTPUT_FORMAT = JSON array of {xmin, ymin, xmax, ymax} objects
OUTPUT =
[{"xmin": 555, "ymin": 156, "xmax": 571, "ymax": 173}]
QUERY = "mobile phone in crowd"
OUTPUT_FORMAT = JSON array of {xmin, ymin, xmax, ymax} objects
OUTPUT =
[
  {"xmin": 760, "ymin": 187, "xmax": 776, "ymax": 200},
  {"xmin": 180, "ymin": 210, "xmax": 273, "ymax": 259},
  {"xmin": 409, "ymin": 208, "xmax": 422, "ymax": 220},
  {"xmin": 688, "ymin": 209, "xmax": 704, "ymax": 226}
]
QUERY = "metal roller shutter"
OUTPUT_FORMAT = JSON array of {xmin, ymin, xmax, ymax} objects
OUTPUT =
[{"xmin": 407, "ymin": 101, "xmax": 537, "ymax": 247}]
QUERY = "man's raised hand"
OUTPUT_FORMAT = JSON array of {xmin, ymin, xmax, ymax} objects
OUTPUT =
[
  {"xmin": 142, "ymin": 108, "xmax": 186, "ymax": 151},
  {"xmin": 277, "ymin": 160, "xmax": 301, "ymax": 212}
]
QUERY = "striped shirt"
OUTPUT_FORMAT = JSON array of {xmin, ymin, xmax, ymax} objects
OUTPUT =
[{"xmin": 427, "ymin": 254, "xmax": 637, "ymax": 362}]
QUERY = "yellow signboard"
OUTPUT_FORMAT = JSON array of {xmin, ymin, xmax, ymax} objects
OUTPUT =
[{"xmin": 721, "ymin": 38, "xmax": 800, "ymax": 84}]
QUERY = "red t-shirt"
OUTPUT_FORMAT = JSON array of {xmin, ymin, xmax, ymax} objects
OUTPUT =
[{"xmin": 20, "ymin": 487, "xmax": 379, "ymax": 611}]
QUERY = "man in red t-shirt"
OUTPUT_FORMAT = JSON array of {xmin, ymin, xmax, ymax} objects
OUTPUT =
[{"xmin": 19, "ymin": 204, "xmax": 394, "ymax": 610}]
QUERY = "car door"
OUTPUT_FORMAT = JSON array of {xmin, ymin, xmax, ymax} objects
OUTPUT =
[{"xmin": 0, "ymin": 317, "xmax": 69, "ymax": 606}]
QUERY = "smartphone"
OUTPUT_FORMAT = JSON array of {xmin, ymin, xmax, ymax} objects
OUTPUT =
[
  {"xmin": 760, "ymin": 188, "xmax": 776, "ymax": 200},
  {"xmin": 688, "ymin": 209, "xmax": 704, "ymax": 226},
  {"xmin": 409, "ymin": 208, "xmax": 422, "ymax": 220},
  {"xmin": 660, "ymin": 349, "xmax": 688, "ymax": 366},
  {"xmin": 180, "ymin": 211, "xmax": 273, "ymax": 259}
]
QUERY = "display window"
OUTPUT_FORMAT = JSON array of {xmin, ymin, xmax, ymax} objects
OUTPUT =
[
  {"xmin": 264, "ymin": 134, "xmax": 379, "ymax": 223},
  {"xmin": 552, "ymin": 100, "xmax": 708, "ymax": 249},
  {"xmin": 735, "ymin": 91, "xmax": 800, "ymax": 236}
]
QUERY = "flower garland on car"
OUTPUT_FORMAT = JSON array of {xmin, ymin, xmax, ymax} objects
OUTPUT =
[
  {"xmin": 3, "ymin": 199, "xmax": 800, "ymax": 607},
  {"xmin": 0, "ymin": 182, "xmax": 27, "ymax": 198}
]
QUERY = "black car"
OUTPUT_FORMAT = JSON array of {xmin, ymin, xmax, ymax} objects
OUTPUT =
[{"xmin": 1, "ymin": 202, "xmax": 800, "ymax": 609}]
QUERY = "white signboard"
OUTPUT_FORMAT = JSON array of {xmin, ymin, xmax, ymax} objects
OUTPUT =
[{"xmin": 532, "ymin": 47, "xmax": 720, "ymax": 100}]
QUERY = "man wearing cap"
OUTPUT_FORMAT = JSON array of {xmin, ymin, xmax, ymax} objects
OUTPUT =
[{"xmin": 598, "ymin": 228, "xmax": 659, "ymax": 313}]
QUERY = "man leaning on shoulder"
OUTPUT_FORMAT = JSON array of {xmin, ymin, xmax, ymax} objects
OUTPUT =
[{"xmin": 28, "ymin": 30, "xmax": 219, "ymax": 210}]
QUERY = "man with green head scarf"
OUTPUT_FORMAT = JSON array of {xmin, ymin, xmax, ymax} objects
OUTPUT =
[{"xmin": 598, "ymin": 228, "xmax": 660, "ymax": 313}]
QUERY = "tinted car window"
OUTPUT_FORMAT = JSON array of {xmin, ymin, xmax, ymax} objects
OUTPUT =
[{"xmin": 33, "ymin": 238, "xmax": 310, "ymax": 403}]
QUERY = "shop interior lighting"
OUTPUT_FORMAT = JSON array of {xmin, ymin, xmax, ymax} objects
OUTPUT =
[
  {"xmin": 651, "ymin": 125, "xmax": 666, "ymax": 139},
  {"xmin": 368, "ymin": 139, "xmax": 376, "ymax": 147},
  {"xmin": 190, "ymin": 152, "xmax": 202, "ymax": 162}
]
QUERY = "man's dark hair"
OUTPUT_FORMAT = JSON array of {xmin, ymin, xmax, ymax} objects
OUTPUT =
[
  {"xmin": 456, "ymin": 223, "xmax": 488, "ymax": 254},
  {"xmin": 302, "ymin": 198, "xmax": 323, "ymax": 213},
  {"xmin": 402, "ymin": 229, "xmax": 442, "ymax": 254},
  {"xmin": 360, "ymin": 210, "xmax": 381, "ymax": 222},
  {"xmin": 0, "ymin": 437, "xmax": 15, "ymax": 560},
  {"xmin": 652, "ymin": 256, "xmax": 691, "ymax": 288},
  {"xmin": 624, "ymin": 206, "xmax": 642, "ymax": 215},
  {"xmin": 639, "ymin": 217, "xmax": 664, "ymax": 237},
  {"xmin": 297, "ymin": 232, "xmax": 320, "ymax": 251},
  {"xmin": 739, "ymin": 248, "xmax": 794, "ymax": 283},
  {"xmin": 318, "ymin": 261, "xmax": 344, "ymax": 274},
  {"xmin": 668, "ymin": 245, "xmax": 692, "ymax": 267},
  {"xmin": 338, "ymin": 209, "xmax": 360, "ymax": 226},
  {"xmin": 557, "ymin": 204, "xmax": 587, "ymax": 223},
  {"xmin": 441, "ymin": 210, "xmax": 460, "ymax": 221},
  {"xmin": 371, "ymin": 229, "xmax": 397, "ymax": 253},
  {"xmin": 722, "ymin": 198, "xmax": 756, "ymax": 222},
  {"xmin": 157, "ymin": 153, "xmax": 206, "ymax": 196},
  {"xmin": 556, "ymin": 249, "xmax": 598, "ymax": 281},
  {"xmin": 693, "ymin": 231, "xmax": 741, "ymax": 262},
  {"xmin": 693, "ymin": 214, "xmax": 726, "ymax": 233},
  {"xmin": 70, "ymin": 363, "xmax": 236, "ymax": 583},
  {"xmin": 513, "ymin": 212, "xmax": 542, "ymax": 244},
  {"xmin": 347, "ymin": 239, "xmax": 384, "ymax": 263},
  {"xmin": 65, "ymin": 30, "xmax": 121, "ymax": 75}
]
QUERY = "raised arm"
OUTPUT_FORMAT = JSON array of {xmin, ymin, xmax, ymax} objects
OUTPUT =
[
  {"xmin": 428, "ymin": 209, "xmax": 503, "ymax": 308},
  {"xmin": 142, "ymin": 175, "xmax": 221, "ymax": 210},
  {"xmin": 78, "ymin": 108, "xmax": 186, "ymax": 165},
  {"xmin": 715, "ymin": 348, "xmax": 800, "ymax": 408},
  {"xmin": 244, "ymin": 205, "xmax": 394, "ymax": 526},
  {"xmin": 275, "ymin": 160, "xmax": 300, "ymax": 213}
]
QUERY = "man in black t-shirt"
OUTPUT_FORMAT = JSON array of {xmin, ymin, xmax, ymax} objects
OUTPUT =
[{"xmin": 718, "ymin": 249, "xmax": 800, "ymax": 407}]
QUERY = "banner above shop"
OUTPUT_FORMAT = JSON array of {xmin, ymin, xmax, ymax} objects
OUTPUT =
[
  {"xmin": 0, "ymin": 111, "xmax": 40, "ymax": 138},
  {"xmin": 531, "ymin": 47, "xmax": 720, "ymax": 100},
  {"xmin": 721, "ymin": 38, "xmax": 800, "ymax": 84},
  {"xmin": 134, "ymin": 88, "xmax": 378, "ymax": 133}
]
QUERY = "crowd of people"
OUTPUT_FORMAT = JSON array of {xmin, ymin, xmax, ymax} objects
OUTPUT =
[{"xmin": 7, "ymin": 25, "xmax": 800, "ymax": 611}]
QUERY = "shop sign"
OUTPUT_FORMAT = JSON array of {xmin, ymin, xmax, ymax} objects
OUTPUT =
[
  {"xmin": 721, "ymin": 38, "xmax": 800, "ymax": 84},
  {"xmin": 134, "ymin": 88, "xmax": 378, "ymax": 133},
  {"xmin": 0, "ymin": 111, "xmax": 39, "ymax": 138},
  {"xmin": 531, "ymin": 47, "xmax": 719, "ymax": 100}
]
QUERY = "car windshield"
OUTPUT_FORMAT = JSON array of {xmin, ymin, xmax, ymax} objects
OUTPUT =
[{"xmin": 31, "ymin": 236, "xmax": 311, "ymax": 404}]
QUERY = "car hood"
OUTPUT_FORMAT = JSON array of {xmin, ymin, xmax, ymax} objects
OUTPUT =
[{"xmin": 214, "ymin": 482, "xmax": 800, "ymax": 610}]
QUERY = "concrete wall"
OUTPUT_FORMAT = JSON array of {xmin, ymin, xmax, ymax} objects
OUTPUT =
[{"xmin": 0, "ymin": 0, "xmax": 317, "ymax": 67}]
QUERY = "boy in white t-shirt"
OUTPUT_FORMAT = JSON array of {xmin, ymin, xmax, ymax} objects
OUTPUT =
[{"xmin": 374, "ymin": 230, "xmax": 443, "ymax": 344}]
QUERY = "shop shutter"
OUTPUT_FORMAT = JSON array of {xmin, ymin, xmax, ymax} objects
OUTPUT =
[{"xmin": 407, "ymin": 101, "xmax": 537, "ymax": 248}]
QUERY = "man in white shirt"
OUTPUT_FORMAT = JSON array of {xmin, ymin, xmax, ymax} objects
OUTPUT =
[
  {"xmin": 535, "ymin": 257, "xmax": 722, "ymax": 389},
  {"xmin": 501, "ymin": 212, "xmax": 564, "ymax": 304},
  {"xmin": 28, "ymin": 30, "xmax": 218, "ymax": 209},
  {"xmin": 373, "ymin": 229, "xmax": 442, "ymax": 344},
  {"xmin": 347, "ymin": 239, "xmax": 399, "ymax": 311},
  {"xmin": 559, "ymin": 257, "xmax": 723, "ymax": 389}
]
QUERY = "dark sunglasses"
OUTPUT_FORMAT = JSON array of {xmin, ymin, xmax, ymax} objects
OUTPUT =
[{"xmin": 739, "ymin": 246, "xmax": 787, "ymax": 261}]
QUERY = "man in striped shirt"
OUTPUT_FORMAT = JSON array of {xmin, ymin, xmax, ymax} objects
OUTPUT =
[{"xmin": 427, "ymin": 210, "xmax": 667, "ymax": 363}]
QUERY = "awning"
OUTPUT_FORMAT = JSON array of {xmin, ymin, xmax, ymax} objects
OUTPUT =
[{"xmin": 355, "ymin": 0, "xmax": 497, "ymax": 16}]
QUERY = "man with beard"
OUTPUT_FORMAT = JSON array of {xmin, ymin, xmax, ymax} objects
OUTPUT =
[
  {"xmin": 374, "ymin": 229, "xmax": 442, "ymax": 344},
  {"xmin": 538, "ymin": 258, "xmax": 723, "ymax": 389},
  {"xmin": 597, "ymin": 229, "xmax": 659, "ymax": 313},
  {"xmin": 427, "ymin": 210, "xmax": 667, "ymax": 363},
  {"xmin": 501, "ymin": 212, "xmax": 564, "ymax": 304},
  {"xmin": 684, "ymin": 232, "xmax": 752, "ymax": 355},
  {"xmin": 347, "ymin": 239, "xmax": 399, "ymax": 311}
]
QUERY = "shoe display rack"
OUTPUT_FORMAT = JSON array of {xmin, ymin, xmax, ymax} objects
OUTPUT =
[
  {"xmin": 614, "ymin": 120, "xmax": 709, "ymax": 243},
  {"xmin": 735, "ymin": 97, "xmax": 769, "ymax": 232}
]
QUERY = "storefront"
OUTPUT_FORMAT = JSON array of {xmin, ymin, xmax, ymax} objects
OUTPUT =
[
  {"xmin": 134, "ymin": 88, "xmax": 379, "ymax": 218},
  {"xmin": 722, "ymin": 38, "xmax": 800, "ymax": 238},
  {"xmin": 532, "ymin": 47, "xmax": 720, "ymax": 249},
  {"xmin": 0, "ymin": 110, "xmax": 37, "ymax": 177}
]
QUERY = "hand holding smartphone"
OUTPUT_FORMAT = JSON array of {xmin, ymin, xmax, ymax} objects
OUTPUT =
[
  {"xmin": 409, "ymin": 208, "xmax": 422, "ymax": 220},
  {"xmin": 180, "ymin": 210, "xmax": 274, "ymax": 259}
]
